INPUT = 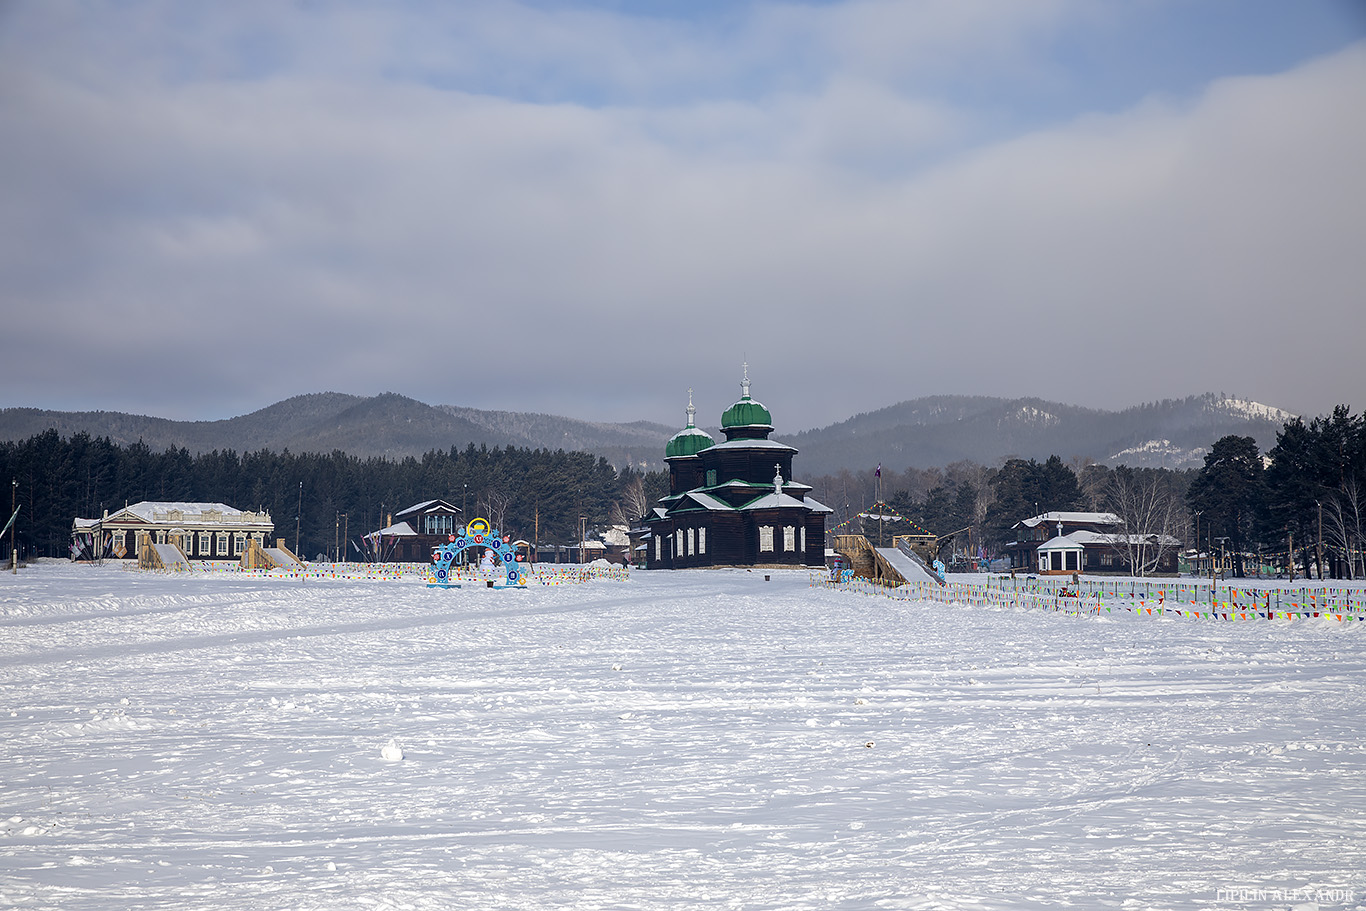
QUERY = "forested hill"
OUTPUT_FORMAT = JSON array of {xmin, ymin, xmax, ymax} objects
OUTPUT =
[
  {"xmin": 0, "ymin": 391, "xmax": 1294, "ymax": 475},
  {"xmin": 0, "ymin": 393, "xmax": 677, "ymax": 471},
  {"xmin": 776, "ymin": 393, "xmax": 1295, "ymax": 477}
]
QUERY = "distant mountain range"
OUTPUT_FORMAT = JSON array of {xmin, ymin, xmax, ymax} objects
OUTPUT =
[
  {"xmin": 0, "ymin": 392, "xmax": 1297, "ymax": 476},
  {"xmin": 777, "ymin": 394, "xmax": 1296, "ymax": 476}
]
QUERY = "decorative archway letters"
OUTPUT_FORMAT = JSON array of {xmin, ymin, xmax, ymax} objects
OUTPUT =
[{"xmin": 429, "ymin": 518, "xmax": 527, "ymax": 588}]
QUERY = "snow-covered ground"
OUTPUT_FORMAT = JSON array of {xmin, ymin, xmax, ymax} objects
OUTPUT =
[{"xmin": 2, "ymin": 562, "xmax": 1364, "ymax": 911}]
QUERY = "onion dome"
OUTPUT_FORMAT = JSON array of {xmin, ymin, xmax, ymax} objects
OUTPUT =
[
  {"xmin": 720, "ymin": 362, "xmax": 773, "ymax": 430},
  {"xmin": 665, "ymin": 389, "xmax": 715, "ymax": 459}
]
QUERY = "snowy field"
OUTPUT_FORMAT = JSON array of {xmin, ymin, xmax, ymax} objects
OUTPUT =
[{"xmin": 2, "ymin": 562, "xmax": 1364, "ymax": 911}]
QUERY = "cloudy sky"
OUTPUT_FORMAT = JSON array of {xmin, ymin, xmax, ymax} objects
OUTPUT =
[{"xmin": 2, "ymin": 1, "xmax": 1364, "ymax": 431}]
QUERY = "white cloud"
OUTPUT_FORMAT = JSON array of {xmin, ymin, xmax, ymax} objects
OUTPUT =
[{"xmin": 0, "ymin": 2, "xmax": 1361, "ymax": 427}]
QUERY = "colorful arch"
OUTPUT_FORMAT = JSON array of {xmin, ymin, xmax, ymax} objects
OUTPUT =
[{"xmin": 428, "ymin": 518, "xmax": 528, "ymax": 589}]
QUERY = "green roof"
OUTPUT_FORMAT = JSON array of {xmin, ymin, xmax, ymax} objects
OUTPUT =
[
  {"xmin": 665, "ymin": 426, "xmax": 714, "ymax": 458},
  {"xmin": 720, "ymin": 394, "xmax": 773, "ymax": 430}
]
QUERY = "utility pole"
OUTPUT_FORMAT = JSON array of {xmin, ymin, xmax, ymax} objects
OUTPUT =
[
  {"xmin": 295, "ymin": 481, "xmax": 302, "ymax": 558},
  {"xmin": 1317, "ymin": 500, "xmax": 1324, "ymax": 580},
  {"xmin": 1192, "ymin": 510, "xmax": 1201, "ymax": 576},
  {"xmin": 334, "ymin": 512, "xmax": 340, "ymax": 563},
  {"xmin": 10, "ymin": 479, "xmax": 16, "ymax": 573}
]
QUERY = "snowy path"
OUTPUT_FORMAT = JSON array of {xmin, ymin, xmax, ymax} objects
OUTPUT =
[{"xmin": 1, "ymin": 564, "xmax": 1363, "ymax": 910}]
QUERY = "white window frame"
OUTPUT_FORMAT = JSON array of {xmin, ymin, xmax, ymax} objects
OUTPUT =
[
  {"xmin": 783, "ymin": 526, "xmax": 795, "ymax": 552},
  {"xmin": 759, "ymin": 525, "xmax": 774, "ymax": 552},
  {"xmin": 198, "ymin": 533, "xmax": 210, "ymax": 555},
  {"xmin": 698, "ymin": 527, "xmax": 706, "ymax": 555},
  {"xmin": 800, "ymin": 526, "xmax": 806, "ymax": 553}
]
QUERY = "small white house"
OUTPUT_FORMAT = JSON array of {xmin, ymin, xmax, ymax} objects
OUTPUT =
[{"xmin": 1037, "ymin": 534, "xmax": 1085, "ymax": 575}]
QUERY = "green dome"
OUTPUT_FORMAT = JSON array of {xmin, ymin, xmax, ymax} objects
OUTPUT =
[
  {"xmin": 720, "ymin": 395, "xmax": 773, "ymax": 430},
  {"xmin": 665, "ymin": 390, "xmax": 714, "ymax": 458},
  {"xmin": 665, "ymin": 426, "xmax": 715, "ymax": 458}
]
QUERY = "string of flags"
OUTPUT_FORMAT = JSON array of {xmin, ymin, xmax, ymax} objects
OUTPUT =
[
  {"xmin": 813, "ymin": 574, "xmax": 1366, "ymax": 623},
  {"xmin": 834, "ymin": 501, "xmax": 936, "ymax": 538},
  {"xmin": 131, "ymin": 559, "xmax": 628, "ymax": 585}
]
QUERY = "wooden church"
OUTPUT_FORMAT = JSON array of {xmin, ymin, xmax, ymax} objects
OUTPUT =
[{"xmin": 644, "ymin": 366, "xmax": 831, "ymax": 569}]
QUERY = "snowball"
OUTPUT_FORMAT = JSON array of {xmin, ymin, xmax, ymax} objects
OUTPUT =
[{"xmin": 380, "ymin": 739, "xmax": 403, "ymax": 762}]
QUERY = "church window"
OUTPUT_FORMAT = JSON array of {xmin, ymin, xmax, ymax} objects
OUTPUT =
[
  {"xmin": 706, "ymin": 469, "xmax": 717, "ymax": 487},
  {"xmin": 759, "ymin": 526, "xmax": 774, "ymax": 552}
]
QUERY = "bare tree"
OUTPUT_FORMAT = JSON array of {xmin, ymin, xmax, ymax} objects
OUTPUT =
[
  {"xmin": 611, "ymin": 475, "xmax": 650, "ymax": 529},
  {"xmin": 476, "ymin": 487, "xmax": 513, "ymax": 535},
  {"xmin": 1324, "ymin": 477, "xmax": 1364, "ymax": 579},
  {"xmin": 1104, "ymin": 467, "xmax": 1181, "ymax": 577}
]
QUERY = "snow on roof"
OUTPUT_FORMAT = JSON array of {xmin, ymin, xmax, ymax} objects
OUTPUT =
[
  {"xmin": 395, "ymin": 500, "xmax": 459, "ymax": 517},
  {"xmin": 1063, "ymin": 529, "xmax": 1183, "ymax": 547},
  {"xmin": 708, "ymin": 478, "xmax": 815, "ymax": 493},
  {"xmin": 803, "ymin": 496, "xmax": 835, "ymax": 515},
  {"xmin": 84, "ymin": 501, "xmax": 271, "ymax": 527},
  {"xmin": 740, "ymin": 492, "xmax": 814, "ymax": 511},
  {"xmin": 366, "ymin": 521, "xmax": 418, "ymax": 539},
  {"xmin": 1038, "ymin": 534, "xmax": 1086, "ymax": 551},
  {"xmin": 701, "ymin": 438, "xmax": 796, "ymax": 453},
  {"xmin": 1017, "ymin": 511, "xmax": 1121, "ymax": 528},
  {"xmin": 672, "ymin": 491, "xmax": 735, "ymax": 513},
  {"xmin": 122, "ymin": 502, "xmax": 247, "ymax": 521}
]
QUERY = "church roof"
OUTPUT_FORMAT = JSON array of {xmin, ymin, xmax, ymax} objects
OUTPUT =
[
  {"xmin": 665, "ymin": 389, "xmax": 716, "ymax": 459},
  {"xmin": 702, "ymin": 438, "xmax": 795, "ymax": 453},
  {"xmin": 666, "ymin": 427, "xmax": 715, "ymax": 459},
  {"xmin": 739, "ymin": 491, "xmax": 812, "ymax": 511},
  {"xmin": 720, "ymin": 395, "xmax": 773, "ymax": 430},
  {"xmin": 719, "ymin": 363, "xmax": 773, "ymax": 430}
]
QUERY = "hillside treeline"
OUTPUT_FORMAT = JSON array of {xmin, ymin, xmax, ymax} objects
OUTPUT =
[
  {"xmin": 809, "ymin": 405, "xmax": 1365, "ymax": 578},
  {"xmin": 0, "ymin": 429, "xmax": 667, "ymax": 559}
]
